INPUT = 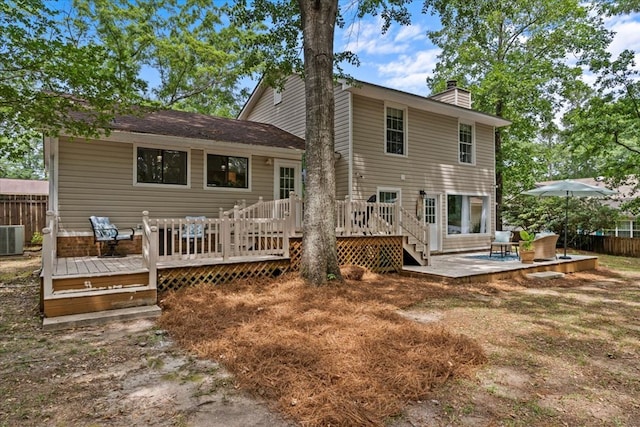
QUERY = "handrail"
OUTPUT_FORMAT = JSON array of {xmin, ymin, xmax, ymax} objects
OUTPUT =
[
  {"xmin": 142, "ymin": 211, "xmax": 158, "ymax": 288},
  {"xmin": 399, "ymin": 206, "xmax": 430, "ymax": 263}
]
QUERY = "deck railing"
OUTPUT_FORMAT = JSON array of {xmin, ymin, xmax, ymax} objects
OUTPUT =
[
  {"xmin": 151, "ymin": 214, "xmax": 290, "ymax": 262},
  {"xmin": 335, "ymin": 196, "xmax": 399, "ymax": 235},
  {"xmin": 399, "ymin": 206, "xmax": 430, "ymax": 264}
]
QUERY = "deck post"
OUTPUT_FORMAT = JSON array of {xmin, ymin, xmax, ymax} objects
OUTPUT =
[
  {"xmin": 344, "ymin": 195, "xmax": 352, "ymax": 236},
  {"xmin": 288, "ymin": 193, "xmax": 296, "ymax": 235},
  {"xmin": 148, "ymin": 225, "xmax": 158, "ymax": 289},
  {"xmin": 282, "ymin": 218, "xmax": 290, "ymax": 258},
  {"xmin": 41, "ymin": 225, "xmax": 54, "ymax": 298},
  {"xmin": 395, "ymin": 198, "xmax": 402, "ymax": 235},
  {"xmin": 222, "ymin": 212, "xmax": 231, "ymax": 261}
]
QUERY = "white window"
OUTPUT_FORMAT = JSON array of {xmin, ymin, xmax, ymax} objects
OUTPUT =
[
  {"xmin": 377, "ymin": 187, "xmax": 401, "ymax": 224},
  {"xmin": 136, "ymin": 146, "xmax": 188, "ymax": 186},
  {"xmin": 206, "ymin": 154, "xmax": 249, "ymax": 189},
  {"xmin": 385, "ymin": 105, "xmax": 407, "ymax": 156},
  {"xmin": 273, "ymin": 90, "xmax": 282, "ymax": 105},
  {"xmin": 447, "ymin": 194, "xmax": 488, "ymax": 234},
  {"xmin": 459, "ymin": 122, "xmax": 474, "ymax": 164}
]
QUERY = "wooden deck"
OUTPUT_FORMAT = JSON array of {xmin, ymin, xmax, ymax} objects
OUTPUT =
[
  {"xmin": 53, "ymin": 255, "xmax": 147, "ymax": 277},
  {"xmin": 51, "ymin": 254, "xmax": 286, "ymax": 278},
  {"xmin": 402, "ymin": 252, "xmax": 598, "ymax": 283}
]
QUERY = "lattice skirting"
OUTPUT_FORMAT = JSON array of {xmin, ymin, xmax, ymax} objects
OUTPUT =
[
  {"xmin": 158, "ymin": 259, "xmax": 292, "ymax": 292},
  {"xmin": 289, "ymin": 236, "xmax": 402, "ymax": 273},
  {"xmin": 157, "ymin": 236, "xmax": 402, "ymax": 292}
]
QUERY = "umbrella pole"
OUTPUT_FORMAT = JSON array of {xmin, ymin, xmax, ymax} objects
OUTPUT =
[{"xmin": 559, "ymin": 191, "xmax": 571, "ymax": 259}]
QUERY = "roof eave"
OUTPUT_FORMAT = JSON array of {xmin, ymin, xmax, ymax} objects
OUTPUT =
[{"xmin": 344, "ymin": 82, "xmax": 511, "ymax": 128}]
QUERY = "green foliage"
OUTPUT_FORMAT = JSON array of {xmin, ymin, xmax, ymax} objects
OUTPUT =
[
  {"xmin": 562, "ymin": 50, "xmax": 640, "ymax": 213},
  {"xmin": 0, "ymin": 137, "xmax": 45, "ymax": 179},
  {"xmin": 519, "ymin": 230, "xmax": 535, "ymax": 250},
  {"xmin": 1, "ymin": 0, "xmax": 146, "ymax": 158},
  {"xmin": 504, "ymin": 195, "xmax": 621, "ymax": 242},
  {"xmin": 30, "ymin": 231, "xmax": 43, "ymax": 245},
  {"xmin": 422, "ymin": 0, "xmax": 614, "ymax": 224},
  {"xmin": 70, "ymin": 0, "xmax": 255, "ymax": 117}
]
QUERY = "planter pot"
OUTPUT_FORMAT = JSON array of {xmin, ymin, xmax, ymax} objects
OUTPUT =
[{"xmin": 520, "ymin": 249, "xmax": 535, "ymax": 264}]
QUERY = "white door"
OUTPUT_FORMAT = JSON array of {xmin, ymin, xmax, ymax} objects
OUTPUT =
[
  {"xmin": 273, "ymin": 160, "xmax": 301, "ymax": 200},
  {"xmin": 424, "ymin": 195, "xmax": 440, "ymax": 251}
]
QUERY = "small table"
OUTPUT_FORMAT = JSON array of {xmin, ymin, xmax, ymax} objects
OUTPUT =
[{"xmin": 489, "ymin": 241, "xmax": 519, "ymax": 258}]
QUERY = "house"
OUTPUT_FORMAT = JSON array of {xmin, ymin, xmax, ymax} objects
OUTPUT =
[
  {"xmin": 40, "ymin": 109, "xmax": 313, "ymax": 322},
  {"xmin": 40, "ymin": 77, "xmax": 510, "ymax": 324},
  {"xmin": 45, "ymin": 109, "xmax": 305, "ymax": 257},
  {"xmin": 239, "ymin": 76, "xmax": 511, "ymax": 254}
]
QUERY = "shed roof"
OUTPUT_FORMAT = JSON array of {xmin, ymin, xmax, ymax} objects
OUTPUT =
[
  {"xmin": 0, "ymin": 178, "xmax": 48, "ymax": 195},
  {"xmin": 76, "ymin": 109, "xmax": 305, "ymax": 151}
]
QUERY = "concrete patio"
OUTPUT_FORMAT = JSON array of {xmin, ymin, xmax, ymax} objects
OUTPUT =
[{"xmin": 402, "ymin": 252, "xmax": 598, "ymax": 283}]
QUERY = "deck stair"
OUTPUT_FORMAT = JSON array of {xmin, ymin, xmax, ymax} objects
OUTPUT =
[
  {"xmin": 403, "ymin": 235, "xmax": 429, "ymax": 266},
  {"xmin": 42, "ymin": 304, "xmax": 161, "ymax": 331},
  {"xmin": 400, "ymin": 207, "xmax": 430, "ymax": 266}
]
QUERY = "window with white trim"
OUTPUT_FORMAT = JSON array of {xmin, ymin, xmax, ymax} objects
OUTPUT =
[
  {"xmin": 273, "ymin": 89, "xmax": 282, "ymax": 105},
  {"xmin": 447, "ymin": 194, "xmax": 488, "ymax": 234},
  {"xmin": 207, "ymin": 154, "xmax": 248, "ymax": 188},
  {"xmin": 459, "ymin": 122, "xmax": 474, "ymax": 164},
  {"xmin": 377, "ymin": 188, "xmax": 400, "ymax": 224},
  {"xmin": 385, "ymin": 106, "xmax": 406, "ymax": 155},
  {"xmin": 137, "ymin": 147, "xmax": 188, "ymax": 185}
]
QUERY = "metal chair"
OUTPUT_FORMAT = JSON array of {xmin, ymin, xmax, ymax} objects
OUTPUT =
[{"xmin": 89, "ymin": 216, "xmax": 135, "ymax": 257}]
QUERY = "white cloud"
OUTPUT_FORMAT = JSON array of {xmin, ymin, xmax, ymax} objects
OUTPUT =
[
  {"xmin": 376, "ymin": 49, "xmax": 441, "ymax": 95},
  {"xmin": 339, "ymin": 18, "xmax": 425, "ymax": 56},
  {"xmin": 605, "ymin": 13, "xmax": 640, "ymax": 58},
  {"xmin": 394, "ymin": 25, "xmax": 424, "ymax": 43}
]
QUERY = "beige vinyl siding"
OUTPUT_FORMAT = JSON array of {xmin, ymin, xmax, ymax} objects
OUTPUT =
[
  {"xmin": 243, "ymin": 75, "xmax": 306, "ymax": 138},
  {"xmin": 351, "ymin": 94, "xmax": 495, "ymax": 253},
  {"xmin": 334, "ymin": 89, "xmax": 350, "ymax": 199},
  {"xmin": 57, "ymin": 137, "xmax": 278, "ymax": 233},
  {"xmin": 430, "ymin": 89, "xmax": 472, "ymax": 109},
  {"xmin": 243, "ymin": 76, "xmax": 352, "ymax": 199}
]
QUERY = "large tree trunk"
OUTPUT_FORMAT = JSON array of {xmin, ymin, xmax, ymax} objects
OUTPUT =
[{"xmin": 298, "ymin": 0, "xmax": 342, "ymax": 285}]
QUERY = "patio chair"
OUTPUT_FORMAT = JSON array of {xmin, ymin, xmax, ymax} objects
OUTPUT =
[
  {"xmin": 490, "ymin": 230, "xmax": 517, "ymax": 257},
  {"xmin": 182, "ymin": 216, "xmax": 207, "ymax": 253},
  {"xmin": 533, "ymin": 233, "xmax": 559, "ymax": 261},
  {"xmin": 89, "ymin": 216, "xmax": 135, "ymax": 257}
]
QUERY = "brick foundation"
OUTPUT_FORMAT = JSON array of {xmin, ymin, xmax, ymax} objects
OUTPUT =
[{"xmin": 57, "ymin": 235, "xmax": 142, "ymax": 257}]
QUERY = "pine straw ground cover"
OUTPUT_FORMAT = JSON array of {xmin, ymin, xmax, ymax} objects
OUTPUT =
[{"xmin": 158, "ymin": 270, "xmax": 486, "ymax": 426}]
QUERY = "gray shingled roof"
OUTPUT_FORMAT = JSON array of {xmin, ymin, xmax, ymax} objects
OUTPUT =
[{"xmin": 107, "ymin": 109, "xmax": 305, "ymax": 151}]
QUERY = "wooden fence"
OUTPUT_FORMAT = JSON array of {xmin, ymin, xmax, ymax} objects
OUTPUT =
[
  {"xmin": 0, "ymin": 195, "xmax": 48, "ymax": 244},
  {"xmin": 575, "ymin": 235, "xmax": 640, "ymax": 257}
]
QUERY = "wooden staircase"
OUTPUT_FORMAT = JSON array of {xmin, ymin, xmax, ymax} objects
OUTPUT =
[{"xmin": 403, "ymin": 235, "xmax": 429, "ymax": 266}]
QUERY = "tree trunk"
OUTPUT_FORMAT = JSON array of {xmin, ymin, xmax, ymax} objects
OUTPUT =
[{"xmin": 298, "ymin": 0, "xmax": 342, "ymax": 285}]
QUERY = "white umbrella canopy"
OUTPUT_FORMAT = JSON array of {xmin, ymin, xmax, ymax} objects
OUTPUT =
[
  {"xmin": 522, "ymin": 180, "xmax": 617, "ymax": 259},
  {"xmin": 522, "ymin": 179, "xmax": 617, "ymax": 198}
]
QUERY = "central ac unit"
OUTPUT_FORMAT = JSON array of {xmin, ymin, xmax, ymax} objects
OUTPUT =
[{"xmin": 0, "ymin": 225, "xmax": 24, "ymax": 256}]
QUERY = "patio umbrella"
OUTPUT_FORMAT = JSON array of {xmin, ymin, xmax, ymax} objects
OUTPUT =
[{"xmin": 522, "ymin": 180, "xmax": 617, "ymax": 259}]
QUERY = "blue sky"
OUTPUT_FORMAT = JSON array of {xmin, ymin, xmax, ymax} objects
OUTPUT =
[{"xmin": 327, "ymin": 3, "xmax": 640, "ymax": 97}]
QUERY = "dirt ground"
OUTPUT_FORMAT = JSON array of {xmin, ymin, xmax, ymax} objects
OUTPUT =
[{"xmin": 1, "ymin": 252, "xmax": 639, "ymax": 426}]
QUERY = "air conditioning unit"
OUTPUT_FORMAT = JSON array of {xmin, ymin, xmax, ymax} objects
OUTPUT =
[{"xmin": 0, "ymin": 225, "xmax": 24, "ymax": 256}]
